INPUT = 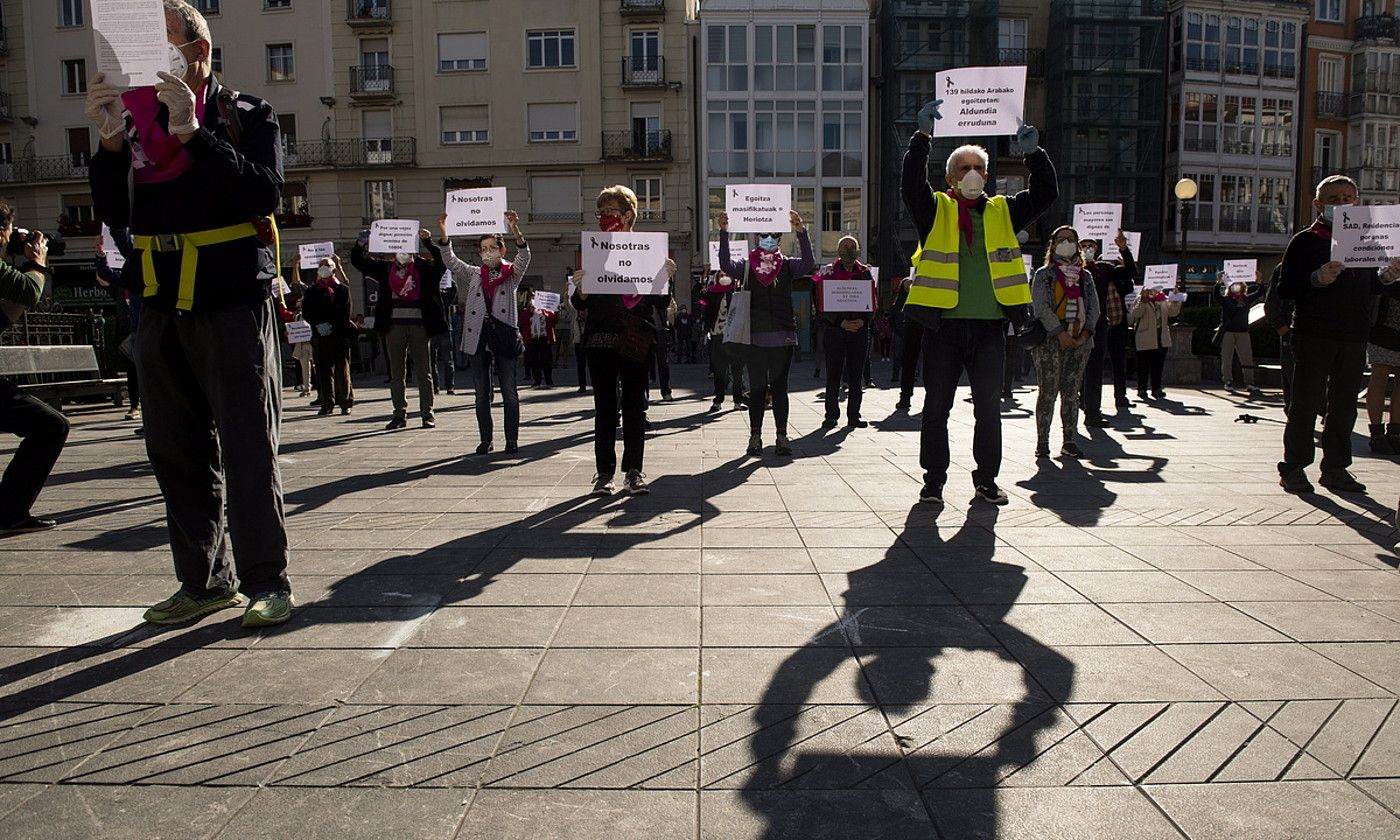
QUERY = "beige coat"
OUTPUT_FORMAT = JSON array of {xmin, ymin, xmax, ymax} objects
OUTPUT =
[{"xmin": 1129, "ymin": 295, "xmax": 1182, "ymax": 351}]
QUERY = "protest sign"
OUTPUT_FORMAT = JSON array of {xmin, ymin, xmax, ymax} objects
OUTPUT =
[
  {"xmin": 1331, "ymin": 205, "xmax": 1400, "ymax": 268},
  {"xmin": 1143, "ymin": 264, "xmax": 1178, "ymax": 290},
  {"xmin": 822, "ymin": 279, "xmax": 874, "ymax": 313},
  {"xmin": 1022, "ymin": 254, "xmax": 1034, "ymax": 277},
  {"xmin": 445, "ymin": 188, "xmax": 508, "ymax": 236},
  {"xmin": 101, "ymin": 225, "xmax": 125, "ymax": 270},
  {"xmin": 285, "ymin": 321, "xmax": 313, "ymax": 344},
  {"xmin": 299, "ymin": 242, "xmax": 335, "ymax": 264},
  {"xmin": 581, "ymin": 232, "xmax": 670, "ymax": 296},
  {"xmin": 1104, "ymin": 230, "xmax": 1144, "ymax": 262},
  {"xmin": 533, "ymin": 291, "xmax": 561, "ymax": 312},
  {"xmin": 1072, "ymin": 203, "xmax": 1122, "ymax": 249},
  {"xmin": 369, "ymin": 220, "xmax": 420, "ymax": 254},
  {"xmin": 725, "ymin": 184, "xmax": 791, "ymax": 233},
  {"xmin": 932, "ymin": 65, "xmax": 1027, "ymax": 139},
  {"xmin": 91, "ymin": 0, "xmax": 167, "ymax": 88},
  {"xmin": 1223, "ymin": 258, "xmax": 1257, "ymax": 284},
  {"xmin": 709, "ymin": 241, "xmax": 721, "ymax": 271}
]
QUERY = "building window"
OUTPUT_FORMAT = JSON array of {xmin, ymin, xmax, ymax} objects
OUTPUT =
[
  {"xmin": 819, "ymin": 187, "xmax": 862, "ymax": 256},
  {"xmin": 900, "ymin": 75, "xmax": 937, "ymax": 117},
  {"xmin": 1221, "ymin": 95, "xmax": 1255, "ymax": 154},
  {"xmin": 633, "ymin": 177, "xmax": 663, "ymax": 220},
  {"xmin": 1264, "ymin": 21, "xmax": 1297, "ymax": 79},
  {"xmin": 1184, "ymin": 12, "xmax": 1220, "ymax": 72},
  {"xmin": 1256, "ymin": 177, "xmax": 1290, "ymax": 234},
  {"xmin": 526, "ymin": 30, "xmax": 576, "ymax": 69},
  {"xmin": 527, "ymin": 103, "xmax": 577, "ymax": 142},
  {"xmin": 1183, "ymin": 91, "xmax": 1218, "ymax": 152},
  {"xmin": 822, "ymin": 25, "xmax": 863, "ymax": 92},
  {"xmin": 706, "ymin": 25, "xmax": 748, "ymax": 92},
  {"xmin": 441, "ymin": 105, "xmax": 489, "ymax": 144},
  {"xmin": 1219, "ymin": 174, "xmax": 1253, "ymax": 233},
  {"xmin": 1260, "ymin": 98, "xmax": 1293, "ymax": 156},
  {"xmin": 821, "ymin": 100, "xmax": 862, "ymax": 178},
  {"xmin": 362, "ymin": 109, "xmax": 393, "ymax": 163},
  {"xmin": 902, "ymin": 20, "xmax": 963, "ymax": 59},
  {"xmin": 265, "ymin": 0, "xmax": 291, "ymax": 9},
  {"xmin": 1224, "ymin": 16, "xmax": 1260, "ymax": 76},
  {"xmin": 1179, "ymin": 171, "xmax": 1216, "ymax": 231},
  {"xmin": 194, "ymin": 0, "xmax": 221, "ymax": 15},
  {"xmin": 753, "ymin": 100, "xmax": 816, "ymax": 178},
  {"xmin": 267, "ymin": 44, "xmax": 295, "ymax": 82},
  {"xmin": 998, "ymin": 18, "xmax": 1028, "ymax": 52},
  {"xmin": 753, "ymin": 25, "xmax": 816, "ymax": 92},
  {"xmin": 61, "ymin": 60, "xmax": 87, "ymax": 95},
  {"xmin": 277, "ymin": 114, "xmax": 297, "ymax": 153},
  {"xmin": 276, "ymin": 181, "xmax": 310, "ymax": 224},
  {"xmin": 365, "ymin": 179, "xmax": 395, "ymax": 221},
  {"xmin": 1315, "ymin": 0, "xmax": 1341, "ymax": 23},
  {"xmin": 706, "ymin": 99, "xmax": 749, "ymax": 177},
  {"xmin": 210, "ymin": 47, "xmax": 223, "ymax": 74},
  {"xmin": 59, "ymin": 0, "xmax": 83, "ymax": 27},
  {"xmin": 61, "ymin": 194, "xmax": 96, "ymax": 224},
  {"xmin": 439, "ymin": 33, "xmax": 487, "ymax": 72},
  {"xmin": 528, "ymin": 174, "xmax": 581, "ymax": 221},
  {"xmin": 67, "ymin": 127, "xmax": 91, "ymax": 168}
]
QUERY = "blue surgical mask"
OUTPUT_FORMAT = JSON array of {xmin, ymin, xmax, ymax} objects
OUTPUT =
[
  {"xmin": 758, "ymin": 236, "xmax": 780, "ymax": 253},
  {"xmin": 1321, "ymin": 205, "xmax": 1336, "ymax": 224}
]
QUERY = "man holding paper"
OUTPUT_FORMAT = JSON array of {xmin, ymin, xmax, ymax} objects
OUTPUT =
[
  {"xmin": 902, "ymin": 99, "xmax": 1058, "ymax": 506},
  {"xmin": 813, "ymin": 237, "xmax": 877, "ymax": 430},
  {"xmin": 86, "ymin": 0, "xmax": 293, "ymax": 627},
  {"xmin": 1276, "ymin": 174, "xmax": 1400, "ymax": 495}
]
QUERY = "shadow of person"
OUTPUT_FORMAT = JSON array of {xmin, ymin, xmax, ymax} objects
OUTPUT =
[
  {"xmin": 1016, "ymin": 434, "xmax": 1168, "ymax": 527},
  {"xmin": 1291, "ymin": 488, "xmax": 1399, "ymax": 570},
  {"xmin": 737, "ymin": 506, "xmax": 1077, "ymax": 837}
]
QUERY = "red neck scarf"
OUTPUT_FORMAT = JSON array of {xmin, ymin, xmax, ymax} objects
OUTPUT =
[
  {"xmin": 389, "ymin": 260, "xmax": 421, "ymax": 301},
  {"xmin": 480, "ymin": 260, "xmax": 514, "ymax": 304},
  {"xmin": 748, "ymin": 248, "xmax": 784, "ymax": 287},
  {"xmin": 946, "ymin": 189, "xmax": 983, "ymax": 246},
  {"xmin": 121, "ymin": 82, "xmax": 209, "ymax": 185},
  {"xmin": 1308, "ymin": 219, "xmax": 1332, "ymax": 241},
  {"xmin": 821, "ymin": 259, "xmax": 867, "ymax": 280},
  {"xmin": 1054, "ymin": 261, "xmax": 1083, "ymax": 300}
]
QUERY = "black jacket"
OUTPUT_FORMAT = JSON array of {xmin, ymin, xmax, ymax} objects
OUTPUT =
[
  {"xmin": 1278, "ymin": 223, "xmax": 1387, "ymax": 343},
  {"xmin": 1219, "ymin": 286, "xmax": 1264, "ymax": 333},
  {"xmin": 352, "ymin": 241, "xmax": 448, "ymax": 337},
  {"xmin": 569, "ymin": 289, "xmax": 664, "ymax": 347},
  {"xmin": 717, "ymin": 230, "xmax": 816, "ymax": 335},
  {"xmin": 302, "ymin": 282, "xmax": 352, "ymax": 332},
  {"xmin": 1262, "ymin": 264, "xmax": 1293, "ymax": 334},
  {"xmin": 89, "ymin": 78, "xmax": 283, "ymax": 313},
  {"xmin": 1084, "ymin": 253, "xmax": 1137, "ymax": 331}
]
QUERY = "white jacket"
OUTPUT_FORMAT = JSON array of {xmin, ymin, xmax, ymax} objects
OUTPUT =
[{"xmin": 442, "ymin": 241, "xmax": 531, "ymax": 356}]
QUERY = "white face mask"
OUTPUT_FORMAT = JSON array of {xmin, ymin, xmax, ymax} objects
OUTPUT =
[
  {"xmin": 1054, "ymin": 241, "xmax": 1078, "ymax": 259},
  {"xmin": 957, "ymin": 169, "xmax": 986, "ymax": 200},
  {"xmin": 1081, "ymin": 246, "xmax": 1097, "ymax": 260},
  {"xmin": 395, "ymin": 253, "xmax": 413, "ymax": 265},
  {"xmin": 168, "ymin": 42, "xmax": 194, "ymax": 79},
  {"xmin": 316, "ymin": 265, "xmax": 335, "ymax": 279}
]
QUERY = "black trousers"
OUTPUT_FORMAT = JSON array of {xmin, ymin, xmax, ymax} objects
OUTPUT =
[
  {"xmin": 1281, "ymin": 334, "xmax": 1366, "ymax": 475},
  {"xmin": 575, "ymin": 343, "xmax": 588, "ymax": 389},
  {"xmin": 0, "ymin": 378, "xmax": 69, "ymax": 523},
  {"xmin": 1280, "ymin": 333, "xmax": 1295, "ymax": 412},
  {"xmin": 745, "ymin": 345, "xmax": 795, "ymax": 434},
  {"xmin": 898, "ymin": 318, "xmax": 924, "ymax": 402},
  {"xmin": 1136, "ymin": 347, "xmax": 1168, "ymax": 396},
  {"xmin": 587, "ymin": 348, "xmax": 647, "ymax": 476},
  {"xmin": 1081, "ymin": 324, "xmax": 1128, "ymax": 417},
  {"xmin": 649, "ymin": 330, "xmax": 671, "ymax": 394},
  {"xmin": 711, "ymin": 340, "xmax": 747, "ymax": 403},
  {"xmin": 823, "ymin": 323, "xmax": 868, "ymax": 422},
  {"xmin": 920, "ymin": 319, "xmax": 1004, "ymax": 490},
  {"xmin": 528, "ymin": 338, "xmax": 553, "ymax": 385}
]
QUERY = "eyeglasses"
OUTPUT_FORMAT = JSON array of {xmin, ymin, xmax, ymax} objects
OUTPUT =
[{"xmin": 593, "ymin": 208, "xmax": 626, "ymax": 219}]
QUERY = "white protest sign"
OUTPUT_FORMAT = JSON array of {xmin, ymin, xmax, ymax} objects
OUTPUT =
[
  {"xmin": 1124, "ymin": 288, "xmax": 1140, "ymax": 309},
  {"xmin": 1022, "ymin": 254, "xmax": 1034, "ymax": 277},
  {"xmin": 869, "ymin": 266, "xmax": 880, "ymax": 289},
  {"xmin": 1223, "ymin": 258, "xmax": 1257, "ymax": 284},
  {"xmin": 566, "ymin": 277, "xmax": 577, "ymax": 299},
  {"xmin": 1105, "ymin": 230, "xmax": 1144, "ymax": 262},
  {"xmin": 90, "ymin": 0, "xmax": 167, "ymax": 88},
  {"xmin": 299, "ymin": 241, "xmax": 335, "ymax": 264},
  {"xmin": 100, "ymin": 224, "xmax": 125, "ymax": 270},
  {"xmin": 1143, "ymin": 264, "xmax": 1178, "ymax": 290},
  {"xmin": 277, "ymin": 277, "xmax": 291, "ymax": 295},
  {"xmin": 932, "ymin": 65, "xmax": 1027, "ymax": 139},
  {"xmin": 581, "ymin": 232, "xmax": 671, "ymax": 296},
  {"xmin": 1072, "ymin": 203, "xmax": 1122, "ymax": 250},
  {"xmin": 1167, "ymin": 292, "xmax": 1188, "ymax": 303},
  {"xmin": 362, "ymin": 316, "xmax": 376, "ymax": 330},
  {"xmin": 822, "ymin": 279, "xmax": 874, "ymax": 313},
  {"xmin": 445, "ymin": 188, "xmax": 508, "ymax": 236},
  {"xmin": 1331, "ymin": 204, "xmax": 1400, "ymax": 268},
  {"xmin": 369, "ymin": 220, "xmax": 420, "ymax": 254},
  {"xmin": 709, "ymin": 241, "xmax": 721, "ymax": 270},
  {"xmin": 1248, "ymin": 302, "xmax": 1266, "ymax": 324},
  {"xmin": 285, "ymin": 320, "xmax": 313, "ymax": 344},
  {"xmin": 725, "ymin": 184, "xmax": 791, "ymax": 233},
  {"xmin": 533, "ymin": 291, "xmax": 561, "ymax": 312}
]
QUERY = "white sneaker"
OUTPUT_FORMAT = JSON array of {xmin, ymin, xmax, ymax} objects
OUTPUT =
[
  {"xmin": 624, "ymin": 469, "xmax": 650, "ymax": 495},
  {"xmin": 124, "ymin": 407, "xmax": 141, "ymax": 421},
  {"xmin": 591, "ymin": 474, "xmax": 616, "ymax": 496}
]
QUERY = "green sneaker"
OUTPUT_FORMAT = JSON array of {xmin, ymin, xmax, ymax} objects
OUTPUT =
[
  {"xmin": 242, "ymin": 591, "xmax": 295, "ymax": 628},
  {"xmin": 143, "ymin": 588, "xmax": 245, "ymax": 625}
]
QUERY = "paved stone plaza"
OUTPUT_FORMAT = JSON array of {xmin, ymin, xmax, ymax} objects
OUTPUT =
[{"xmin": 0, "ymin": 363, "xmax": 1398, "ymax": 839}]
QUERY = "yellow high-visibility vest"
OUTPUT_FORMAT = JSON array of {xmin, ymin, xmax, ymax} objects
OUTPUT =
[{"xmin": 908, "ymin": 192, "xmax": 1031, "ymax": 311}]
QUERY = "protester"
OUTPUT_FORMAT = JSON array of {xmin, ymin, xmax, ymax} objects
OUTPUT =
[
  {"xmin": 1130, "ymin": 285, "xmax": 1182, "ymax": 402},
  {"xmin": 275, "ymin": 273, "xmax": 314, "ymax": 399},
  {"xmin": 353, "ymin": 228, "xmax": 447, "ymax": 429},
  {"xmin": 302, "ymin": 253, "xmax": 355, "ymax": 415},
  {"xmin": 648, "ymin": 290, "xmax": 675, "ymax": 401},
  {"xmin": 437, "ymin": 210, "xmax": 530, "ymax": 454},
  {"xmin": 1218, "ymin": 272, "xmax": 1264, "ymax": 396},
  {"xmin": 1079, "ymin": 231, "xmax": 1137, "ymax": 425},
  {"xmin": 1277, "ymin": 175, "xmax": 1400, "ymax": 494},
  {"xmin": 676, "ymin": 305, "xmax": 696, "ymax": 363},
  {"xmin": 1029, "ymin": 226, "xmax": 1100, "ymax": 458},
  {"xmin": 1366, "ymin": 284, "xmax": 1400, "ymax": 455},
  {"xmin": 93, "ymin": 229, "xmax": 142, "ymax": 420},
  {"xmin": 520, "ymin": 289, "xmax": 559, "ymax": 388},
  {"xmin": 432, "ymin": 273, "xmax": 458, "ymax": 395},
  {"xmin": 700, "ymin": 270, "xmax": 747, "ymax": 412},
  {"xmin": 570, "ymin": 185, "xmax": 675, "ymax": 495},
  {"xmin": 0, "ymin": 225, "xmax": 65, "ymax": 535},
  {"xmin": 902, "ymin": 99, "xmax": 1056, "ymax": 505},
  {"xmin": 87, "ymin": 0, "xmax": 292, "ymax": 625},
  {"xmin": 875, "ymin": 310, "xmax": 892, "ymax": 361},
  {"xmin": 813, "ymin": 236, "xmax": 876, "ymax": 429},
  {"xmin": 717, "ymin": 210, "xmax": 814, "ymax": 458}
]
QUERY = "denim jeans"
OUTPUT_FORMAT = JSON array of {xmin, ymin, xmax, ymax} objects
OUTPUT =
[
  {"xmin": 470, "ymin": 348, "xmax": 519, "ymax": 445},
  {"xmin": 919, "ymin": 318, "xmax": 1005, "ymax": 490}
]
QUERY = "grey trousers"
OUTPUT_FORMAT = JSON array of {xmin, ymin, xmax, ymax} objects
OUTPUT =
[
  {"xmin": 386, "ymin": 323, "xmax": 435, "ymax": 420},
  {"xmin": 135, "ymin": 298, "xmax": 290, "ymax": 596},
  {"xmin": 1220, "ymin": 331, "xmax": 1255, "ymax": 386}
]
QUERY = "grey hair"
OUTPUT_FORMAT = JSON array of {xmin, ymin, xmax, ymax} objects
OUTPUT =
[
  {"xmin": 1315, "ymin": 174, "xmax": 1357, "ymax": 199},
  {"xmin": 164, "ymin": 0, "xmax": 212, "ymax": 45},
  {"xmin": 945, "ymin": 144, "xmax": 990, "ymax": 176}
]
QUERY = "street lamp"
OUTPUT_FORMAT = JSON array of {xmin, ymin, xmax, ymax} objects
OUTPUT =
[{"xmin": 1174, "ymin": 177, "xmax": 1198, "ymax": 290}]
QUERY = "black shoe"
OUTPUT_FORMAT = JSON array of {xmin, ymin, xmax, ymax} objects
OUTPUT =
[
  {"xmin": 340, "ymin": 406, "xmax": 352, "ymax": 416},
  {"xmin": 317, "ymin": 406, "xmax": 333, "ymax": 416},
  {"xmin": 1084, "ymin": 415, "xmax": 1110, "ymax": 428},
  {"xmin": 422, "ymin": 417, "xmax": 436, "ymax": 429},
  {"xmin": 504, "ymin": 441, "xmax": 519, "ymax": 454},
  {"xmin": 0, "ymin": 516, "xmax": 57, "ymax": 535},
  {"xmin": 894, "ymin": 400, "xmax": 911, "ymax": 412},
  {"xmin": 1035, "ymin": 442, "xmax": 1050, "ymax": 459},
  {"xmin": 1369, "ymin": 424, "xmax": 1394, "ymax": 455},
  {"xmin": 974, "ymin": 483, "xmax": 1009, "ymax": 505},
  {"xmin": 1319, "ymin": 469, "xmax": 1366, "ymax": 493},
  {"xmin": 385, "ymin": 417, "xmax": 408, "ymax": 430},
  {"xmin": 1115, "ymin": 396, "xmax": 1132, "ymax": 409},
  {"xmin": 821, "ymin": 417, "xmax": 838, "ymax": 429},
  {"xmin": 474, "ymin": 441, "xmax": 494, "ymax": 455},
  {"xmin": 1152, "ymin": 391, "xmax": 1167, "ymax": 400},
  {"xmin": 1278, "ymin": 469, "xmax": 1313, "ymax": 494},
  {"xmin": 661, "ymin": 391, "xmax": 673, "ymax": 401},
  {"xmin": 710, "ymin": 399, "xmax": 722, "ymax": 412},
  {"xmin": 577, "ymin": 386, "xmax": 587, "ymax": 394},
  {"xmin": 919, "ymin": 484, "xmax": 944, "ymax": 505},
  {"xmin": 846, "ymin": 419, "xmax": 869, "ymax": 429},
  {"xmin": 1137, "ymin": 391, "xmax": 1150, "ymax": 402},
  {"xmin": 1060, "ymin": 441, "xmax": 1083, "ymax": 458}
]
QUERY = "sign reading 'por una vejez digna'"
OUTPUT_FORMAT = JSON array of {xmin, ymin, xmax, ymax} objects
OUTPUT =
[{"xmin": 581, "ymin": 232, "xmax": 670, "ymax": 296}]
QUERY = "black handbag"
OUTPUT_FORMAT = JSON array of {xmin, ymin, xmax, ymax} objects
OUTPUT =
[
  {"xmin": 1018, "ymin": 320, "xmax": 1048, "ymax": 347},
  {"xmin": 483, "ymin": 315, "xmax": 523, "ymax": 359}
]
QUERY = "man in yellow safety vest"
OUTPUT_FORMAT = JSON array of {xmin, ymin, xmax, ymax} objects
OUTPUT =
[{"xmin": 902, "ymin": 100, "xmax": 1058, "ymax": 506}]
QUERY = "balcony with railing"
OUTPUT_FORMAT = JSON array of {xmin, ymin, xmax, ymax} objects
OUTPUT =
[
  {"xmin": 1185, "ymin": 57, "xmax": 1221, "ymax": 73},
  {"xmin": 1262, "ymin": 62, "xmax": 1296, "ymax": 80},
  {"xmin": 1183, "ymin": 136, "xmax": 1217, "ymax": 153},
  {"xmin": 602, "ymin": 130, "xmax": 673, "ymax": 162},
  {"xmin": 282, "ymin": 137, "xmax": 416, "ymax": 169},
  {"xmin": 1349, "ymin": 91, "xmax": 1400, "ymax": 118},
  {"xmin": 347, "ymin": 0, "xmax": 390, "ymax": 25},
  {"xmin": 620, "ymin": 0, "xmax": 665, "ymax": 17},
  {"xmin": 1356, "ymin": 14, "xmax": 1400, "ymax": 43},
  {"xmin": 622, "ymin": 56, "xmax": 666, "ymax": 87},
  {"xmin": 350, "ymin": 65, "xmax": 395, "ymax": 98},
  {"xmin": 1315, "ymin": 91, "xmax": 1346, "ymax": 119},
  {"xmin": 1221, "ymin": 139, "xmax": 1254, "ymax": 155},
  {"xmin": 998, "ymin": 47, "xmax": 1044, "ymax": 78},
  {"xmin": 0, "ymin": 154, "xmax": 92, "ymax": 184},
  {"xmin": 0, "ymin": 24, "xmax": 9, "ymax": 55}
]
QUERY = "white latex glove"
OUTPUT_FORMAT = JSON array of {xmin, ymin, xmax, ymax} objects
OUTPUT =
[
  {"xmin": 154, "ymin": 70, "xmax": 198, "ymax": 135},
  {"xmin": 84, "ymin": 72, "xmax": 124, "ymax": 139}
]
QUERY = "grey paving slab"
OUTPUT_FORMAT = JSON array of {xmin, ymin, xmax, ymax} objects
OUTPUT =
[
  {"xmin": 217, "ymin": 788, "xmax": 472, "ymax": 840},
  {"xmin": 926, "ymin": 786, "xmax": 1184, "ymax": 840},
  {"xmin": 0, "ymin": 784, "xmax": 257, "ymax": 840},
  {"xmin": 1147, "ymin": 780, "xmax": 1400, "ymax": 840},
  {"xmin": 464, "ymin": 790, "xmax": 696, "ymax": 840}
]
